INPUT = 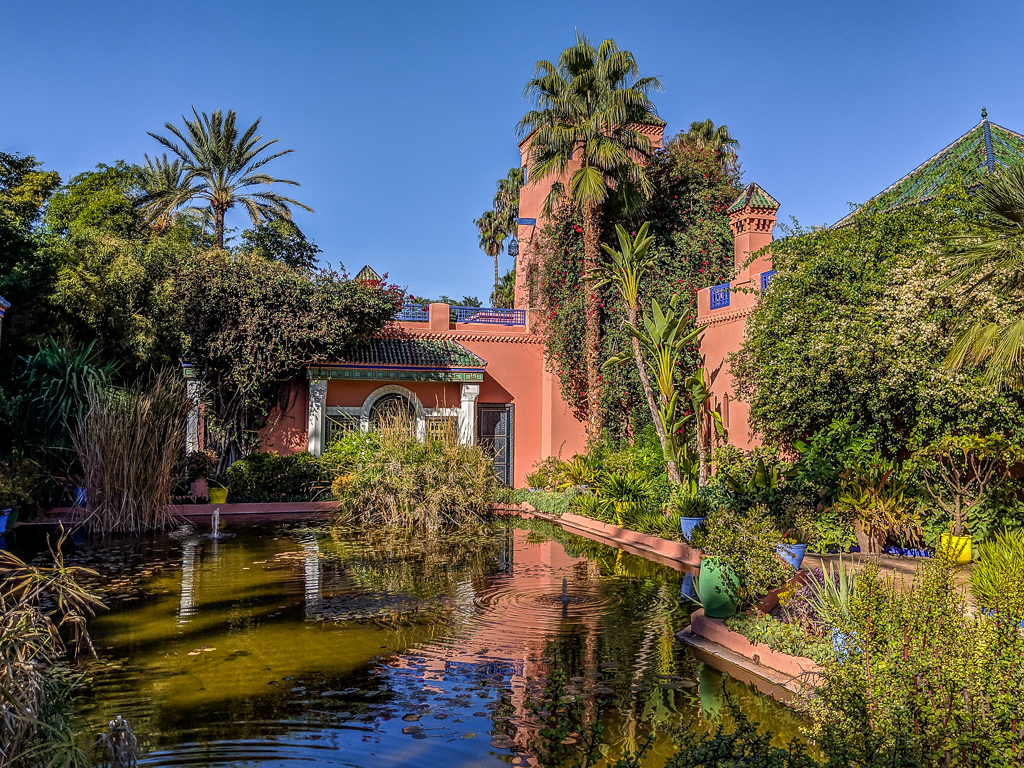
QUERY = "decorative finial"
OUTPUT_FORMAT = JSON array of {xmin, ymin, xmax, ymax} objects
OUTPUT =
[{"xmin": 982, "ymin": 107, "xmax": 988, "ymax": 120}]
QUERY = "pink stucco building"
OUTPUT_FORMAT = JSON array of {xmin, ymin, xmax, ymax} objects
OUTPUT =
[
  {"xmin": 695, "ymin": 183, "xmax": 779, "ymax": 452},
  {"xmin": 246, "ymin": 128, "xmax": 779, "ymax": 486}
]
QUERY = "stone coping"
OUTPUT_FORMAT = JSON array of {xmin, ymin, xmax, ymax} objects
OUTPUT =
[{"xmin": 557, "ymin": 511, "xmax": 702, "ymax": 567}]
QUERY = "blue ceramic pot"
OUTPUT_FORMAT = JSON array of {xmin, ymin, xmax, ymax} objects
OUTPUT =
[
  {"xmin": 776, "ymin": 542, "xmax": 807, "ymax": 570},
  {"xmin": 0, "ymin": 509, "xmax": 10, "ymax": 534},
  {"xmin": 680, "ymin": 517, "xmax": 705, "ymax": 541},
  {"xmin": 831, "ymin": 629, "xmax": 858, "ymax": 664},
  {"xmin": 74, "ymin": 486, "xmax": 87, "ymax": 507}
]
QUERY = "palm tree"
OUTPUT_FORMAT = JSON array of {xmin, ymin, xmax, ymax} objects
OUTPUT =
[
  {"xmin": 474, "ymin": 210, "xmax": 504, "ymax": 303},
  {"xmin": 684, "ymin": 119, "xmax": 740, "ymax": 169},
  {"xmin": 493, "ymin": 166, "xmax": 525, "ymax": 236},
  {"xmin": 138, "ymin": 154, "xmax": 196, "ymax": 231},
  {"xmin": 517, "ymin": 35, "xmax": 661, "ymax": 442},
  {"xmin": 944, "ymin": 164, "xmax": 1024, "ymax": 388},
  {"xmin": 143, "ymin": 108, "xmax": 312, "ymax": 249}
]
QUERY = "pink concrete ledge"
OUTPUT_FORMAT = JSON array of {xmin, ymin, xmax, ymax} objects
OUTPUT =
[
  {"xmin": 686, "ymin": 608, "xmax": 822, "ymax": 681},
  {"xmin": 557, "ymin": 512, "xmax": 702, "ymax": 566},
  {"xmin": 169, "ymin": 501, "xmax": 340, "ymax": 517}
]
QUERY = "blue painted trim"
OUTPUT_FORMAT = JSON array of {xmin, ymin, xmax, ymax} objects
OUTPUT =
[{"xmin": 709, "ymin": 283, "xmax": 731, "ymax": 310}]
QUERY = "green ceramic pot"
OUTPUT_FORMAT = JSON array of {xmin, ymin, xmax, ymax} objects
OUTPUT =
[{"xmin": 698, "ymin": 556, "xmax": 740, "ymax": 619}]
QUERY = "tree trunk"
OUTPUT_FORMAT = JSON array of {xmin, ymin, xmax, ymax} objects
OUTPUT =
[
  {"xmin": 696, "ymin": 410, "xmax": 709, "ymax": 487},
  {"xmin": 493, "ymin": 252, "xmax": 499, "ymax": 306},
  {"xmin": 214, "ymin": 207, "xmax": 226, "ymax": 250},
  {"xmin": 581, "ymin": 205, "xmax": 604, "ymax": 443},
  {"xmin": 628, "ymin": 307, "xmax": 680, "ymax": 485}
]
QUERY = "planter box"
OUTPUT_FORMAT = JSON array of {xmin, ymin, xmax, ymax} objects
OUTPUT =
[
  {"xmin": 169, "ymin": 501, "xmax": 340, "ymax": 518},
  {"xmin": 558, "ymin": 512, "xmax": 701, "ymax": 566},
  {"xmin": 688, "ymin": 608, "xmax": 822, "ymax": 680}
]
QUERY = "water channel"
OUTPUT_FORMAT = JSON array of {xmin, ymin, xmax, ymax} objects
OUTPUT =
[{"xmin": 15, "ymin": 518, "xmax": 807, "ymax": 766}]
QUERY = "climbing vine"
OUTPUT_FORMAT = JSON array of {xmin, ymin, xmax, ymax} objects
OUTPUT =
[{"xmin": 531, "ymin": 138, "xmax": 741, "ymax": 440}]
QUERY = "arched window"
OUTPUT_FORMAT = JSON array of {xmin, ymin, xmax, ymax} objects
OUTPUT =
[{"xmin": 368, "ymin": 393, "xmax": 416, "ymax": 430}]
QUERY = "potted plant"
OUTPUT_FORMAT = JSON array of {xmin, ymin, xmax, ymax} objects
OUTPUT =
[
  {"xmin": 185, "ymin": 450, "xmax": 221, "ymax": 502},
  {"xmin": 832, "ymin": 455, "xmax": 920, "ymax": 555},
  {"xmin": 803, "ymin": 558, "xmax": 858, "ymax": 663},
  {"xmin": 696, "ymin": 556, "xmax": 741, "ymax": 618},
  {"xmin": 207, "ymin": 471, "xmax": 229, "ymax": 505},
  {"xmin": 777, "ymin": 528, "xmax": 811, "ymax": 570},
  {"xmin": 917, "ymin": 435, "xmax": 1021, "ymax": 565},
  {"xmin": 670, "ymin": 490, "xmax": 713, "ymax": 541}
]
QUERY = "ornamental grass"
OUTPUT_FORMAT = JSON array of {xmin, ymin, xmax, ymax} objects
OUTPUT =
[
  {"xmin": 72, "ymin": 370, "xmax": 191, "ymax": 534},
  {"xmin": 329, "ymin": 412, "xmax": 496, "ymax": 530}
]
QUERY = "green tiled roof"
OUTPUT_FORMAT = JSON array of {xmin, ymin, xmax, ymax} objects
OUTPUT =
[
  {"xmin": 354, "ymin": 264, "xmax": 382, "ymax": 282},
  {"xmin": 727, "ymin": 183, "xmax": 780, "ymax": 214},
  {"xmin": 834, "ymin": 110, "xmax": 1024, "ymax": 227},
  {"xmin": 341, "ymin": 337, "xmax": 486, "ymax": 369}
]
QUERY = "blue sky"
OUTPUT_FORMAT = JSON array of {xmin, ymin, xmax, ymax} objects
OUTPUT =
[{"xmin": 4, "ymin": 1, "xmax": 1023, "ymax": 301}]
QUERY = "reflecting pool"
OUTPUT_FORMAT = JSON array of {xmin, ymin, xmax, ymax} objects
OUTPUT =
[{"xmin": 20, "ymin": 518, "xmax": 807, "ymax": 766}]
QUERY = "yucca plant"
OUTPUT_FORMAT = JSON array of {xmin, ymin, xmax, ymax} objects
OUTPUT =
[
  {"xmin": 569, "ymin": 491, "xmax": 614, "ymax": 522},
  {"xmin": 557, "ymin": 454, "xmax": 601, "ymax": 490},
  {"xmin": 597, "ymin": 470, "xmax": 654, "ymax": 526}
]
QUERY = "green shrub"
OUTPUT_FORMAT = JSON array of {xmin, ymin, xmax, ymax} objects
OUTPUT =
[
  {"xmin": 690, "ymin": 505, "xmax": 791, "ymax": 607},
  {"xmin": 808, "ymin": 557, "xmax": 1024, "ymax": 766},
  {"xmin": 329, "ymin": 416, "xmax": 496, "ymax": 529},
  {"xmin": 0, "ymin": 454, "xmax": 42, "ymax": 512},
  {"xmin": 668, "ymin": 490, "xmax": 715, "ymax": 519},
  {"xmin": 225, "ymin": 450, "xmax": 324, "ymax": 502},
  {"xmin": 523, "ymin": 490, "xmax": 572, "ymax": 516},
  {"xmin": 725, "ymin": 614, "xmax": 836, "ymax": 666}
]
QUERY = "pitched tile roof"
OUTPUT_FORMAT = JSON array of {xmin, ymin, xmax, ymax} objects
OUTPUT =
[
  {"xmin": 341, "ymin": 337, "xmax": 486, "ymax": 369},
  {"xmin": 354, "ymin": 264, "xmax": 382, "ymax": 283},
  {"xmin": 727, "ymin": 183, "xmax": 781, "ymax": 214},
  {"xmin": 0, "ymin": 294, "xmax": 9, "ymax": 313},
  {"xmin": 834, "ymin": 110, "xmax": 1024, "ymax": 227}
]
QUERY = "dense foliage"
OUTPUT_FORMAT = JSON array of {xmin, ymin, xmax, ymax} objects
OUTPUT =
[
  {"xmin": 176, "ymin": 250, "xmax": 401, "ymax": 461},
  {"xmin": 326, "ymin": 418, "xmax": 497, "ymax": 529},
  {"xmin": 532, "ymin": 139, "xmax": 740, "ymax": 438},
  {"xmin": 731, "ymin": 180, "xmax": 1024, "ymax": 455}
]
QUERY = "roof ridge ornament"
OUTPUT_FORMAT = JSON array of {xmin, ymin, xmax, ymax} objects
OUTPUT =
[{"xmin": 982, "ymin": 107, "xmax": 988, "ymax": 120}]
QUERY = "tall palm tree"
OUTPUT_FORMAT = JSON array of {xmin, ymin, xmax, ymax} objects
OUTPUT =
[
  {"xmin": 143, "ymin": 108, "xmax": 312, "ymax": 249},
  {"xmin": 685, "ymin": 119, "xmax": 740, "ymax": 169},
  {"xmin": 517, "ymin": 35, "xmax": 661, "ymax": 442},
  {"xmin": 944, "ymin": 164, "xmax": 1024, "ymax": 388},
  {"xmin": 493, "ymin": 166, "xmax": 525, "ymax": 236},
  {"xmin": 475, "ymin": 210, "xmax": 504, "ymax": 303}
]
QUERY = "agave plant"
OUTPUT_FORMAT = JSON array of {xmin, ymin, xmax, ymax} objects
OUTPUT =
[{"xmin": 803, "ymin": 558, "xmax": 858, "ymax": 631}]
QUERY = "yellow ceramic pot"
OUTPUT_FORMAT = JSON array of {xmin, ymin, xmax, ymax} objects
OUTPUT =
[
  {"xmin": 208, "ymin": 487, "xmax": 229, "ymax": 505},
  {"xmin": 939, "ymin": 534, "xmax": 972, "ymax": 564}
]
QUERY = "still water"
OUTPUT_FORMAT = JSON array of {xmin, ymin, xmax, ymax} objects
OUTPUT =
[{"xmin": 28, "ymin": 518, "xmax": 806, "ymax": 766}]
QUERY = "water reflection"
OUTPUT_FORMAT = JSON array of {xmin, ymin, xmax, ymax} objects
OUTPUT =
[{"xmin": 35, "ymin": 520, "xmax": 808, "ymax": 766}]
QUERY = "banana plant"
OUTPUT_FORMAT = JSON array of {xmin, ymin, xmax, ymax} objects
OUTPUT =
[{"xmin": 606, "ymin": 294, "xmax": 704, "ymax": 485}]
